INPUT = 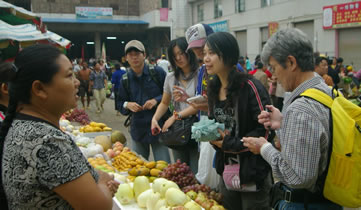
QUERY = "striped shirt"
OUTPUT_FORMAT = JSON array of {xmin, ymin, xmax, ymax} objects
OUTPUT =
[{"xmin": 261, "ymin": 75, "xmax": 332, "ymax": 192}]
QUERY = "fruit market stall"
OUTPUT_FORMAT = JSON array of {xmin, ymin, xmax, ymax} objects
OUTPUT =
[{"xmin": 60, "ymin": 111, "xmax": 225, "ymax": 210}]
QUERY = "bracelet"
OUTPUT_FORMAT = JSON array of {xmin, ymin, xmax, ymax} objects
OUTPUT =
[{"xmin": 173, "ymin": 111, "xmax": 182, "ymax": 120}]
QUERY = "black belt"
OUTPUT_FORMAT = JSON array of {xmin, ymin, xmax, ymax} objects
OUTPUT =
[
  {"xmin": 270, "ymin": 182, "xmax": 329, "ymax": 207},
  {"xmin": 280, "ymin": 187, "xmax": 327, "ymax": 203}
]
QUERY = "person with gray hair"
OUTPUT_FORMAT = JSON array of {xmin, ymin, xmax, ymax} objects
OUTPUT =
[{"xmin": 242, "ymin": 28, "xmax": 342, "ymax": 209}]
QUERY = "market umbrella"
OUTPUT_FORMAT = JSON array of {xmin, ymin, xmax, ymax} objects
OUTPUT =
[
  {"xmin": 0, "ymin": 1, "xmax": 45, "ymax": 32},
  {"xmin": 0, "ymin": 20, "xmax": 71, "ymax": 60},
  {"xmin": 45, "ymin": 30, "xmax": 71, "ymax": 50}
]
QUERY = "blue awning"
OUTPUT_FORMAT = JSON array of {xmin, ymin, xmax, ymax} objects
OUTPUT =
[{"xmin": 42, "ymin": 18, "xmax": 148, "ymax": 24}]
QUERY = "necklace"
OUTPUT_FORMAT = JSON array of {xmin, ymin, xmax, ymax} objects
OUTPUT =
[{"xmin": 180, "ymin": 70, "xmax": 196, "ymax": 81}]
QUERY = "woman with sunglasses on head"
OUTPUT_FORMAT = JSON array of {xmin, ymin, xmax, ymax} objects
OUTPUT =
[
  {"xmin": 0, "ymin": 45, "xmax": 118, "ymax": 209},
  {"xmin": 204, "ymin": 32, "xmax": 274, "ymax": 210}
]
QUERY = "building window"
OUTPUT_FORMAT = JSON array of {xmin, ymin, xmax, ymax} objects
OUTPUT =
[
  {"xmin": 7, "ymin": 0, "xmax": 31, "ymax": 10},
  {"xmin": 80, "ymin": 0, "xmax": 88, "ymax": 3},
  {"xmin": 261, "ymin": 27, "xmax": 269, "ymax": 48},
  {"xmin": 261, "ymin": 0, "xmax": 272, "ymax": 7},
  {"xmin": 161, "ymin": 0, "xmax": 169, "ymax": 8},
  {"xmin": 197, "ymin": 4, "xmax": 204, "ymax": 22},
  {"xmin": 110, "ymin": 4, "xmax": 119, "ymax": 11},
  {"xmin": 214, "ymin": 0, "xmax": 223, "ymax": 18},
  {"xmin": 235, "ymin": 0, "xmax": 245, "ymax": 13}
]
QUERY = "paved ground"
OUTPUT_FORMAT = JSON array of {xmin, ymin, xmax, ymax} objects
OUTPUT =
[
  {"xmin": 80, "ymin": 97, "xmax": 132, "ymax": 150},
  {"xmin": 82, "ymin": 97, "xmax": 131, "ymax": 142}
]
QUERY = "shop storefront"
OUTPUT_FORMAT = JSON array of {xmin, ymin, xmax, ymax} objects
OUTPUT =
[{"xmin": 323, "ymin": 1, "xmax": 361, "ymax": 70}]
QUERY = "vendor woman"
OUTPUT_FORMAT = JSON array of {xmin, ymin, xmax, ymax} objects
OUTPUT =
[{"xmin": 0, "ymin": 45, "xmax": 118, "ymax": 209}]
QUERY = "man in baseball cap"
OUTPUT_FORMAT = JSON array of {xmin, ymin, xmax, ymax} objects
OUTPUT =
[
  {"xmin": 124, "ymin": 40, "xmax": 145, "ymax": 54},
  {"xmin": 118, "ymin": 40, "xmax": 170, "ymax": 163},
  {"xmin": 185, "ymin": 23, "xmax": 214, "ymax": 60}
]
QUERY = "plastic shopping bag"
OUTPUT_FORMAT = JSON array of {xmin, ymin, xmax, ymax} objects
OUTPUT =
[
  {"xmin": 196, "ymin": 141, "xmax": 220, "ymax": 190},
  {"xmin": 191, "ymin": 118, "xmax": 225, "ymax": 142}
]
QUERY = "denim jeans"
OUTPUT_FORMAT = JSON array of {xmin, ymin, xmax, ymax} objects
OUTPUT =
[
  {"xmin": 172, "ymin": 145, "xmax": 199, "ymax": 175},
  {"xmin": 275, "ymin": 200, "xmax": 343, "ymax": 210},
  {"xmin": 132, "ymin": 139, "xmax": 171, "ymax": 162}
]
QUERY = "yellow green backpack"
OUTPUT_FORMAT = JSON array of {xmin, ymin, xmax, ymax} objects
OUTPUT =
[{"xmin": 300, "ymin": 88, "xmax": 361, "ymax": 208}]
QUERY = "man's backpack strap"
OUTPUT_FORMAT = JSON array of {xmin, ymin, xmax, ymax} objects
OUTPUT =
[
  {"xmin": 300, "ymin": 89, "xmax": 333, "ymax": 108},
  {"xmin": 148, "ymin": 64, "xmax": 163, "ymax": 92},
  {"xmin": 121, "ymin": 69, "xmax": 132, "ymax": 127},
  {"xmin": 122, "ymin": 68, "xmax": 131, "ymax": 97}
]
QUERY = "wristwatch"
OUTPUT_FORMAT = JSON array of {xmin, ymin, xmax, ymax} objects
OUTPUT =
[
  {"xmin": 123, "ymin": 101, "xmax": 128, "ymax": 109},
  {"xmin": 174, "ymin": 111, "xmax": 182, "ymax": 120}
]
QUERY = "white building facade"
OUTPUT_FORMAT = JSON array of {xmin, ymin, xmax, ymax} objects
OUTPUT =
[{"xmin": 187, "ymin": 0, "xmax": 361, "ymax": 70}]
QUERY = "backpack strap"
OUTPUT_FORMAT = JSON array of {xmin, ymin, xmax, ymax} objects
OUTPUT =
[
  {"xmin": 121, "ymin": 69, "xmax": 131, "ymax": 97},
  {"xmin": 148, "ymin": 64, "xmax": 163, "ymax": 92},
  {"xmin": 300, "ymin": 89, "xmax": 333, "ymax": 108},
  {"xmin": 122, "ymin": 65, "xmax": 163, "ymax": 98}
]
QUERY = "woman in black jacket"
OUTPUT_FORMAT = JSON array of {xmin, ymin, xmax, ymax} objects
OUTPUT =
[{"xmin": 204, "ymin": 32, "xmax": 274, "ymax": 210}]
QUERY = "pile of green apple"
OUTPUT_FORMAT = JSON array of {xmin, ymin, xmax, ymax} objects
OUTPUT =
[{"xmin": 115, "ymin": 176, "xmax": 205, "ymax": 210}]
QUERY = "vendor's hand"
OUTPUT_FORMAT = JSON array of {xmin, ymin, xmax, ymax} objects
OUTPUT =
[
  {"xmin": 173, "ymin": 86, "xmax": 189, "ymax": 102},
  {"xmin": 162, "ymin": 115, "xmax": 176, "ymax": 132},
  {"xmin": 242, "ymin": 137, "xmax": 268, "ymax": 155},
  {"xmin": 258, "ymin": 105, "xmax": 282, "ymax": 130},
  {"xmin": 97, "ymin": 170, "xmax": 118, "ymax": 197},
  {"xmin": 151, "ymin": 118, "xmax": 161, "ymax": 136},
  {"xmin": 143, "ymin": 99, "xmax": 157, "ymax": 110},
  {"xmin": 107, "ymin": 179, "xmax": 119, "ymax": 197},
  {"xmin": 97, "ymin": 170, "xmax": 113, "ymax": 184},
  {"xmin": 188, "ymin": 95, "xmax": 208, "ymax": 112},
  {"xmin": 127, "ymin": 102, "xmax": 143, "ymax": 113}
]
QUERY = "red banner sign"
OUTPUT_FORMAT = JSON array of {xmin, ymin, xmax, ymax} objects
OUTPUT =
[
  {"xmin": 323, "ymin": 1, "xmax": 361, "ymax": 29},
  {"xmin": 160, "ymin": 8, "xmax": 169, "ymax": 22},
  {"xmin": 268, "ymin": 22, "xmax": 279, "ymax": 37}
]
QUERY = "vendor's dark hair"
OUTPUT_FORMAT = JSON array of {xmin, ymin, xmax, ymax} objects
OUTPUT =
[
  {"xmin": 206, "ymin": 32, "xmax": 250, "ymax": 110},
  {"xmin": 0, "ymin": 44, "xmax": 62, "ymax": 205},
  {"xmin": 0, "ymin": 62, "xmax": 13, "ymax": 99},
  {"xmin": 167, "ymin": 37, "xmax": 198, "ymax": 80}
]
